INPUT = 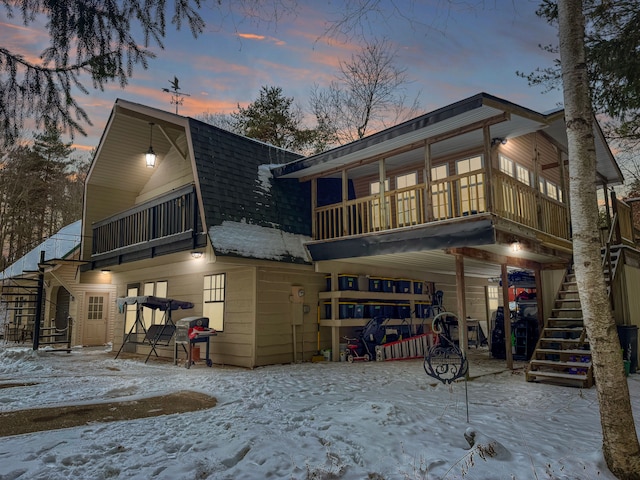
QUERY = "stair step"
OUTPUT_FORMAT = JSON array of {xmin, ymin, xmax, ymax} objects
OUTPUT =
[
  {"xmin": 535, "ymin": 348, "xmax": 591, "ymax": 355},
  {"xmin": 530, "ymin": 359, "xmax": 592, "ymax": 368},
  {"xmin": 544, "ymin": 327, "xmax": 584, "ymax": 332},
  {"xmin": 548, "ymin": 317, "xmax": 584, "ymax": 324},
  {"xmin": 526, "ymin": 370, "xmax": 589, "ymax": 385},
  {"xmin": 540, "ymin": 337, "xmax": 588, "ymax": 344}
]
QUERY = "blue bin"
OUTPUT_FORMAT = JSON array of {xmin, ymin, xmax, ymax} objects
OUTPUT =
[
  {"xmin": 369, "ymin": 277, "xmax": 383, "ymax": 292},
  {"xmin": 413, "ymin": 281, "xmax": 423, "ymax": 294},
  {"xmin": 366, "ymin": 303, "xmax": 384, "ymax": 318},
  {"xmin": 339, "ymin": 302, "xmax": 356, "ymax": 319},
  {"xmin": 353, "ymin": 304, "xmax": 365, "ymax": 318},
  {"xmin": 396, "ymin": 303, "xmax": 411, "ymax": 318},
  {"xmin": 381, "ymin": 278, "xmax": 394, "ymax": 293},
  {"xmin": 338, "ymin": 274, "xmax": 359, "ymax": 291},
  {"xmin": 395, "ymin": 279, "xmax": 412, "ymax": 294},
  {"xmin": 416, "ymin": 302, "xmax": 431, "ymax": 318}
]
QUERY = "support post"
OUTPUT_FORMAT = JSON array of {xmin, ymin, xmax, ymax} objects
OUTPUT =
[
  {"xmin": 456, "ymin": 254, "xmax": 468, "ymax": 352},
  {"xmin": 32, "ymin": 250, "xmax": 45, "ymax": 351},
  {"xmin": 501, "ymin": 263, "xmax": 513, "ymax": 369}
]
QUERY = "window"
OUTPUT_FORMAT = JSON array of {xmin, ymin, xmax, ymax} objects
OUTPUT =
[
  {"xmin": 500, "ymin": 154, "xmax": 531, "ymax": 186},
  {"xmin": 431, "ymin": 164, "xmax": 451, "ymax": 219},
  {"xmin": 396, "ymin": 172, "xmax": 418, "ymax": 226},
  {"xmin": 539, "ymin": 178, "xmax": 563, "ymax": 202},
  {"xmin": 499, "ymin": 155, "xmax": 514, "ymax": 177},
  {"xmin": 203, "ymin": 274, "xmax": 226, "ymax": 331},
  {"xmin": 142, "ymin": 281, "xmax": 168, "ymax": 328},
  {"xmin": 456, "ymin": 156, "xmax": 485, "ymax": 215},
  {"xmin": 124, "ymin": 285, "xmax": 139, "ymax": 333},
  {"xmin": 515, "ymin": 164, "xmax": 531, "ymax": 186},
  {"xmin": 370, "ymin": 179, "xmax": 390, "ymax": 230},
  {"xmin": 87, "ymin": 296, "xmax": 104, "ymax": 320}
]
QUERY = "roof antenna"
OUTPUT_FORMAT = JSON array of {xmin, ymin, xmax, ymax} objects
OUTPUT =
[{"xmin": 162, "ymin": 76, "xmax": 191, "ymax": 114}]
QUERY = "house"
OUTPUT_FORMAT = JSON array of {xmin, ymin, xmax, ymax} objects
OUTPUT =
[
  {"xmin": 51, "ymin": 94, "xmax": 640, "ymax": 383},
  {"xmin": 0, "ymin": 220, "xmax": 117, "ymax": 347}
]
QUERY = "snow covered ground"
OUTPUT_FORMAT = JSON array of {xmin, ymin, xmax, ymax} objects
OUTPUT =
[{"xmin": 0, "ymin": 344, "xmax": 638, "ymax": 479}]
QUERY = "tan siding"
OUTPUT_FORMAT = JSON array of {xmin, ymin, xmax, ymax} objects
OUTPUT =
[
  {"xmin": 138, "ymin": 135, "xmax": 194, "ymax": 203},
  {"xmin": 619, "ymin": 263, "xmax": 640, "ymax": 326},
  {"xmin": 108, "ymin": 260, "xmax": 257, "ymax": 368},
  {"xmin": 540, "ymin": 269, "xmax": 566, "ymax": 324},
  {"xmin": 255, "ymin": 266, "xmax": 325, "ymax": 366},
  {"xmin": 83, "ymin": 185, "xmax": 137, "ymax": 260}
]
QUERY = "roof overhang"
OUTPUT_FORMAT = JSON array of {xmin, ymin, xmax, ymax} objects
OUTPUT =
[{"xmin": 273, "ymin": 92, "xmax": 623, "ymax": 186}]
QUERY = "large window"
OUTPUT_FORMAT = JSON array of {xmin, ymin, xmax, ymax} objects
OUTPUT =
[
  {"xmin": 204, "ymin": 274, "xmax": 226, "ymax": 331},
  {"xmin": 500, "ymin": 154, "xmax": 531, "ymax": 186},
  {"xmin": 370, "ymin": 179, "xmax": 390, "ymax": 230},
  {"xmin": 456, "ymin": 156, "xmax": 485, "ymax": 215},
  {"xmin": 539, "ymin": 178, "xmax": 563, "ymax": 202},
  {"xmin": 396, "ymin": 172, "xmax": 418, "ymax": 226},
  {"xmin": 431, "ymin": 164, "xmax": 451, "ymax": 219},
  {"xmin": 142, "ymin": 280, "xmax": 168, "ymax": 328},
  {"xmin": 124, "ymin": 285, "xmax": 139, "ymax": 333}
]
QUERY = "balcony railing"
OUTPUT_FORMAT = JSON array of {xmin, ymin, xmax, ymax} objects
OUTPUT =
[
  {"xmin": 92, "ymin": 185, "xmax": 199, "ymax": 255},
  {"xmin": 314, "ymin": 169, "xmax": 570, "ymax": 241}
]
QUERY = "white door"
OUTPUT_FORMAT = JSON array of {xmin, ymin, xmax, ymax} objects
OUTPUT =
[{"xmin": 83, "ymin": 293, "xmax": 108, "ymax": 346}]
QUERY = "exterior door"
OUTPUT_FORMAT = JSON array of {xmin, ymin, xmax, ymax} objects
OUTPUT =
[{"xmin": 83, "ymin": 293, "xmax": 108, "ymax": 346}]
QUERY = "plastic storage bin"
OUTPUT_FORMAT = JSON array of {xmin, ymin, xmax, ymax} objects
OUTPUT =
[
  {"xmin": 413, "ymin": 281, "xmax": 424, "ymax": 294},
  {"xmin": 369, "ymin": 277, "xmax": 383, "ymax": 292},
  {"xmin": 339, "ymin": 302, "xmax": 356, "ymax": 319},
  {"xmin": 396, "ymin": 303, "xmax": 411, "ymax": 318},
  {"xmin": 381, "ymin": 278, "xmax": 394, "ymax": 293},
  {"xmin": 395, "ymin": 279, "xmax": 412, "ymax": 293},
  {"xmin": 338, "ymin": 274, "xmax": 359, "ymax": 291}
]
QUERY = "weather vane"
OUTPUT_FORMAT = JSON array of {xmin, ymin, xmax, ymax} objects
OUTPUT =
[{"xmin": 162, "ymin": 76, "xmax": 191, "ymax": 114}]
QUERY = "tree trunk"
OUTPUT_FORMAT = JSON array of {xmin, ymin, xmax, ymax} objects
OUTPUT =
[{"xmin": 558, "ymin": 1, "xmax": 640, "ymax": 477}]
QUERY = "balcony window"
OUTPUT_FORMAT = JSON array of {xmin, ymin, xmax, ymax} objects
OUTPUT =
[
  {"xmin": 396, "ymin": 172, "xmax": 418, "ymax": 226},
  {"xmin": 431, "ymin": 164, "xmax": 451, "ymax": 220},
  {"xmin": 456, "ymin": 156, "xmax": 485, "ymax": 215},
  {"xmin": 370, "ymin": 179, "xmax": 390, "ymax": 230}
]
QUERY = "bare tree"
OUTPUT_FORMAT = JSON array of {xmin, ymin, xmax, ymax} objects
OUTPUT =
[
  {"xmin": 0, "ymin": 0, "xmax": 308, "ymax": 148},
  {"xmin": 309, "ymin": 37, "xmax": 421, "ymax": 145},
  {"xmin": 557, "ymin": 0, "xmax": 640, "ymax": 477}
]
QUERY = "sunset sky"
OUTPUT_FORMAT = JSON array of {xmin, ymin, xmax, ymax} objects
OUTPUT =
[{"xmin": 1, "ymin": 1, "xmax": 564, "ymax": 154}]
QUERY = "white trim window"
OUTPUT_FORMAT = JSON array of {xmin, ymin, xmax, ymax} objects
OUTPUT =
[
  {"xmin": 370, "ymin": 179, "xmax": 390, "ymax": 230},
  {"xmin": 431, "ymin": 164, "xmax": 451, "ymax": 219},
  {"xmin": 142, "ymin": 280, "xmax": 168, "ymax": 328},
  {"xmin": 539, "ymin": 178, "xmax": 563, "ymax": 202},
  {"xmin": 396, "ymin": 172, "xmax": 418, "ymax": 226},
  {"xmin": 456, "ymin": 156, "xmax": 485, "ymax": 215},
  {"xmin": 500, "ymin": 154, "xmax": 531, "ymax": 186},
  {"xmin": 204, "ymin": 273, "xmax": 226, "ymax": 331}
]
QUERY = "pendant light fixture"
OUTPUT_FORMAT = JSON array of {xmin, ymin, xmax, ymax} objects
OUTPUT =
[{"xmin": 145, "ymin": 122, "xmax": 156, "ymax": 168}]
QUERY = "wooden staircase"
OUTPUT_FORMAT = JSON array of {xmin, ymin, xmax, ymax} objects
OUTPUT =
[
  {"xmin": 525, "ymin": 269, "xmax": 594, "ymax": 387},
  {"xmin": 526, "ymin": 247, "xmax": 621, "ymax": 388}
]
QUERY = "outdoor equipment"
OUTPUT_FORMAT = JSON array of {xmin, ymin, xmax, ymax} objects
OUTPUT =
[
  {"xmin": 115, "ymin": 296, "xmax": 193, "ymax": 363},
  {"xmin": 174, "ymin": 316, "xmax": 217, "ymax": 368}
]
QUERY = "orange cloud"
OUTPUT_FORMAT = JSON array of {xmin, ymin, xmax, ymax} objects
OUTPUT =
[{"xmin": 237, "ymin": 32, "xmax": 286, "ymax": 46}]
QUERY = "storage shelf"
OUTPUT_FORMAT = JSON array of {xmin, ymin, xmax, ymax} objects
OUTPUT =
[
  {"xmin": 319, "ymin": 318, "xmax": 430, "ymax": 328},
  {"xmin": 318, "ymin": 291, "xmax": 432, "ymax": 302}
]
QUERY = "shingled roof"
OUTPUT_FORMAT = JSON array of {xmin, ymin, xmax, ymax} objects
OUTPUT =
[{"xmin": 188, "ymin": 118, "xmax": 312, "ymax": 264}]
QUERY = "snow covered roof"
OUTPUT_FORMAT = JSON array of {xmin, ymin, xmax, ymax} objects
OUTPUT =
[
  {"xmin": 0, "ymin": 220, "xmax": 82, "ymax": 280},
  {"xmin": 188, "ymin": 118, "xmax": 312, "ymax": 264},
  {"xmin": 209, "ymin": 221, "xmax": 312, "ymax": 263}
]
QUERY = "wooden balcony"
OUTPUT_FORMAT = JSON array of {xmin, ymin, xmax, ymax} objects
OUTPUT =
[
  {"xmin": 92, "ymin": 185, "xmax": 203, "ymax": 257},
  {"xmin": 313, "ymin": 169, "xmax": 570, "ymax": 241}
]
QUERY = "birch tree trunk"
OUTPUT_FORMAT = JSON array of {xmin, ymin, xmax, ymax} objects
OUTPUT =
[{"xmin": 558, "ymin": 1, "xmax": 640, "ymax": 477}]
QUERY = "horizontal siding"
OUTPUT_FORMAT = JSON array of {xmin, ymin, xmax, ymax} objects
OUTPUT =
[
  {"xmin": 109, "ymin": 260, "xmax": 257, "ymax": 368},
  {"xmin": 255, "ymin": 265, "xmax": 325, "ymax": 366}
]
